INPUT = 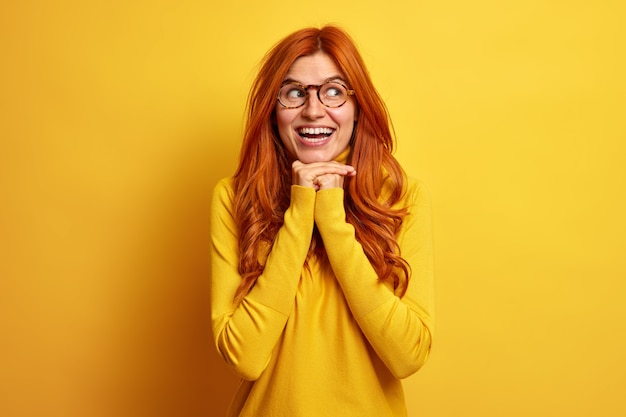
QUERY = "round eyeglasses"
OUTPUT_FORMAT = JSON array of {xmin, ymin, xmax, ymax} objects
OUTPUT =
[{"xmin": 277, "ymin": 81, "xmax": 355, "ymax": 109}]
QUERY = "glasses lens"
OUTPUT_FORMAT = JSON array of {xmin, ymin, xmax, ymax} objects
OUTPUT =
[
  {"xmin": 319, "ymin": 82, "xmax": 348, "ymax": 107},
  {"xmin": 277, "ymin": 82, "xmax": 351, "ymax": 108},
  {"xmin": 279, "ymin": 84, "xmax": 307, "ymax": 108}
]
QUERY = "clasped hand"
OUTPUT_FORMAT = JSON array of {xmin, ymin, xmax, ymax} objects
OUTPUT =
[{"xmin": 292, "ymin": 160, "xmax": 356, "ymax": 191}]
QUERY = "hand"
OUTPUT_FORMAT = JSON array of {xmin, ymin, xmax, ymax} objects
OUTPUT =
[{"xmin": 291, "ymin": 160, "xmax": 356, "ymax": 191}]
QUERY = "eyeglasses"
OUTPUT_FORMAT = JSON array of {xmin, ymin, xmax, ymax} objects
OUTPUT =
[{"xmin": 277, "ymin": 81, "xmax": 355, "ymax": 109}]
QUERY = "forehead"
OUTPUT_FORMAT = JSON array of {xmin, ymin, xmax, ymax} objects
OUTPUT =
[{"xmin": 284, "ymin": 52, "xmax": 345, "ymax": 83}]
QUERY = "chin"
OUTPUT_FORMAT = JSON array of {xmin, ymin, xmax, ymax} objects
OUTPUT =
[
  {"xmin": 297, "ymin": 153, "xmax": 334, "ymax": 163},
  {"xmin": 295, "ymin": 146, "xmax": 343, "ymax": 163}
]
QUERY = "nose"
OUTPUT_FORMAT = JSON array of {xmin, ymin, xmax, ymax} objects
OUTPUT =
[{"xmin": 301, "ymin": 90, "xmax": 325, "ymax": 119}]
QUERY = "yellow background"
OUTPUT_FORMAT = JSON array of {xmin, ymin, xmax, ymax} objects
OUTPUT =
[{"xmin": 1, "ymin": 1, "xmax": 625, "ymax": 416}]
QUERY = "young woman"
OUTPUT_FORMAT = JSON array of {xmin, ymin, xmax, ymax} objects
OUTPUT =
[{"xmin": 210, "ymin": 25, "xmax": 434, "ymax": 417}]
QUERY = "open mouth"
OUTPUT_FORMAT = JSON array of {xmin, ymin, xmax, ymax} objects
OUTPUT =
[{"xmin": 298, "ymin": 127, "xmax": 335, "ymax": 142}]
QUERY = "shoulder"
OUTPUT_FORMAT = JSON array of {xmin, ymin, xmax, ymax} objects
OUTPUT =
[
  {"xmin": 402, "ymin": 176, "xmax": 433, "ymax": 219},
  {"xmin": 381, "ymin": 171, "xmax": 431, "ymax": 208},
  {"xmin": 404, "ymin": 175, "xmax": 431, "ymax": 203},
  {"xmin": 404, "ymin": 176, "xmax": 429, "ymax": 197},
  {"xmin": 213, "ymin": 177, "xmax": 234, "ymax": 194},
  {"xmin": 211, "ymin": 177, "xmax": 235, "ymax": 209}
]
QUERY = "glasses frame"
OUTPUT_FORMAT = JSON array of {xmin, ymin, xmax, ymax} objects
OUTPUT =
[{"xmin": 277, "ymin": 80, "xmax": 356, "ymax": 109}]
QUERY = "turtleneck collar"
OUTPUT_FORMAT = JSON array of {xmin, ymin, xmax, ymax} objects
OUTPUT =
[{"xmin": 333, "ymin": 146, "xmax": 352, "ymax": 165}]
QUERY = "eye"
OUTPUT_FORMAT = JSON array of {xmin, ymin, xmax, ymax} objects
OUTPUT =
[
  {"xmin": 322, "ymin": 83, "xmax": 346, "ymax": 100},
  {"xmin": 326, "ymin": 87, "xmax": 341, "ymax": 97},
  {"xmin": 285, "ymin": 86, "xmax": 306, "ymax": 99}
]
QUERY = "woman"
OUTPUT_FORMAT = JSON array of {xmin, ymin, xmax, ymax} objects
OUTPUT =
[{"xmin": 210, "ymin": 25, "xmax": 434, "ymax": 417}]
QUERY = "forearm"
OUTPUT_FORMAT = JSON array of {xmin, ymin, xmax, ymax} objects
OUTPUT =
[
  {"xmin": 314, "ymin": 185, "xmax": 434, "ymax": 378},
  {"xmin": 210, "ymin": 182, "xmax": 316, "ymax": 380}
]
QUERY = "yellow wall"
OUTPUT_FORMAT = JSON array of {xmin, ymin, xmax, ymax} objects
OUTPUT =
[{"xmin": 1, "ymin": 1, "xmax": 624, "ymax": 416}]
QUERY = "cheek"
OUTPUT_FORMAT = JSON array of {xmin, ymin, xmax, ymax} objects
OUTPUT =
[
  {"xmin": 274, "ymin": 111, "xmax": 295, "ymax": 149},
  {"xmin": 275, "ymin": 107, "xmax": 292, "ymax": 125},
  {"xmin": 338, "ymin": 102, "xmax": 357, "ymax": 124},
  {"xmin": 275, "ymin": 111, "xmax": 294, "ymax": 136},
  {"xmin": 332, "ymin": 107, "xmax": 356, "ymax": 130}
]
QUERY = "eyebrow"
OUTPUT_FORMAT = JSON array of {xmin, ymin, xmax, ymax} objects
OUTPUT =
[{"xmin": 281, "ymin": 75, "xmax": 348, "ymax": 85}]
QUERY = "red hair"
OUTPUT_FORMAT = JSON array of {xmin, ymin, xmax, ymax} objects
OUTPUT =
[{"xmin": 232, "ymin": 25, "xmax": 410, "ymax": 302}]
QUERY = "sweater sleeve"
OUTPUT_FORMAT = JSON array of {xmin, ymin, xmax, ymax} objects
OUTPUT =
[
  {"xmin": 314, "ymin": 178, "xmax": 434, "ymax": 379},
  {"xmin": 210, "ymin": 179, "xmax": 316, "ymax": 380}
]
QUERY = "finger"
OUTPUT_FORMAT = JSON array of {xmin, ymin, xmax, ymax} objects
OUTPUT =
[
  {"xmin": 295, "ymin": 160, "xmax": 354, "ymax": 171},
  {"xmin": 314, "ymin": 173, "xmax": 345, "ymax": 190},
  {"xmin": 292, "ymin": 161, "xmax": 324, "ymax": 188},
  {"xmin": 292, "ymin": 161, "xmax": 356, "ymax": 188},
  {"xmin": 298, "ymin": 162, "xmax": 356, "ymax": 177}
]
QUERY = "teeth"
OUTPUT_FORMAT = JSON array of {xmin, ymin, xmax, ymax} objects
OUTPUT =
[
  {"xmin": 299, "ymin": 127, "xmax": 334, "ymax": 135},
  {"xmin": 301, "ymin": 137, "xmax": 327, "ymax": 143}
]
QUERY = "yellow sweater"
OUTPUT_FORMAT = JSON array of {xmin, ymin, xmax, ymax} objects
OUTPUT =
[{"xmin": 210, "ymin": 171, "xmax": 434, "ymax": 417}]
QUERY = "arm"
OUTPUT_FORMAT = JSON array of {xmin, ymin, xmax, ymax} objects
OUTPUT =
[
  {"xmin": 210, "ymin": 178, "xmax": 316, "ymax": 380},
  {"xmin": 314, "ymin": 178, "xmax": 434, "ymax": 379}
]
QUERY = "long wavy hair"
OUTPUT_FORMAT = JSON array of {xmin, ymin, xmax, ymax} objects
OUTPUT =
[{"xmin": 232, "ymin": 25, "xmax": 410, "ymax": 302}]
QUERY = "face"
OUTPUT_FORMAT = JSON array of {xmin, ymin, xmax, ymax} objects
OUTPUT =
[{"xmin": 275, "ymin": 52, "xmax": 357, "ymax": 164}]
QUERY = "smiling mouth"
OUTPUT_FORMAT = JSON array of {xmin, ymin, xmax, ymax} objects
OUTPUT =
[{"xmin": 298, "ymin": 127, "xmax": 335, "ymax": 142}]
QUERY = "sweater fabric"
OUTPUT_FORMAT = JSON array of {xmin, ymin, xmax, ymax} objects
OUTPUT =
[{"xmin": 210, "ymin": 162, "xmax": 434, "ymax": 417}]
